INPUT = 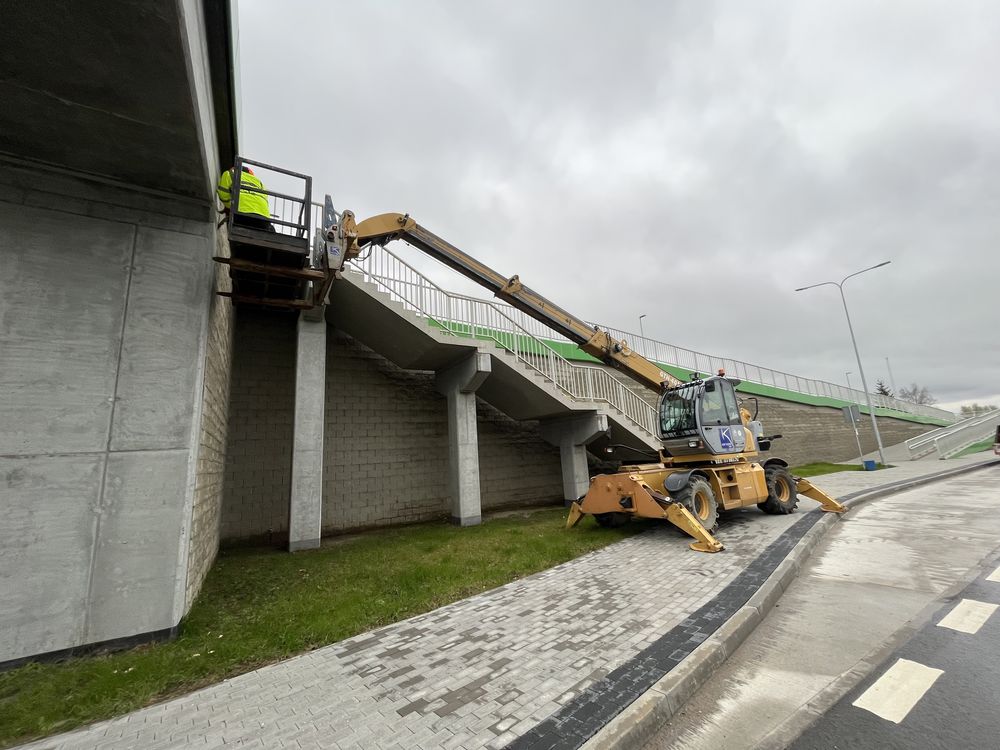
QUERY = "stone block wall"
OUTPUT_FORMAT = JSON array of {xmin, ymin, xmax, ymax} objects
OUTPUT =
[
  {"xmin": 221, "ymin": 323, "xmax": 563, "ymax": 544},
  {"xmin": 184, "ymin": 232, "xmax": 234, "ymax": 608},
  {"xmin": 219, "ymin": 308, "xmax": 297, "ymax": 542},
  {"xmin": 750, "ymin": 393, "xmax": 930, "ymax": 466}
]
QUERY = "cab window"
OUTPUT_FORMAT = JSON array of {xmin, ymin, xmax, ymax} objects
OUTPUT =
[
  {"xmin": 720, "ymin": 379, "xmax": 742, "ymax": 424},
  {"xmin": 659, "ymin": 384, "xmax": 699, "ymax": 438},
  {"xmin": 700, "ymin": 381, "xmax": 728, "ymax": 426},
  {"xmin": 700, "ymin": 380, "xmax": 741, "ymax": 426}
]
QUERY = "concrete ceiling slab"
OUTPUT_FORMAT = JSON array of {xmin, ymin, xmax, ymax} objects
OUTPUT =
[{"xmin": 0, "ymin": 1, "xmax": 226, "ymax": 198}]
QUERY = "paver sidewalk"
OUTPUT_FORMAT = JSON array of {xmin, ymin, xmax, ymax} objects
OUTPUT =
[{"xmin": 19, "ymin": 455, "xmax": 996, "ymax": 750}]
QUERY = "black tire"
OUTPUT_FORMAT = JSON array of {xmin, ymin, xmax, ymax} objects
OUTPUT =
[
  {"xmin": 758, "ymin": 464, "xmax": 799, "ymax": 514},
  {"xmin": 594, "ymin": 512, "xmax": 631, "ymax": 528},
  {"xmin": 671, "ymin": 477, "xmax": 719, "ymax": 532}
]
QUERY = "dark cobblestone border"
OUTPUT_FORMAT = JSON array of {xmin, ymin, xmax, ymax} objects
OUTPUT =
[{"xmin": 506, "ymin": 510, "xmax": 823, "ymax": 750}]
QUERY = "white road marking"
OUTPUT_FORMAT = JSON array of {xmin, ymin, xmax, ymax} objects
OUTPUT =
[
  {"xmin": 937, "ymin": 598, "xmax": 999, "ymax": 634},
  {"xmin": 852, "ymin": 658, "xmax": 943, "ymax": 724},
  {"xmin": 986, "ymin": 565, "xmax": 1000, "ymax": 583}
]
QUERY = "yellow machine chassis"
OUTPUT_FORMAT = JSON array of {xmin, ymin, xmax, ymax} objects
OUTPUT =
[{"xmin": 566, "ymin": 460, "xmax": 846, "ymax": 553}]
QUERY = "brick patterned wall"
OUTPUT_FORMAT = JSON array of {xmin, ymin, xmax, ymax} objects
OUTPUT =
[
  {"xmin": 322, "ymin": 332, "xmax": 563, "ymax": 533},
  {"xmin": 476, "ymin": 402, "xmax": 563, "ymax": 509},
  {"xmin": 220, "ymin": 325, "xmax": 564, "ymax": 543},
  {"xmin": 184, "ymin": 232, "xmax": 234, "ymax": 608},
  {"xmin": 749, "ymin": 393, "xmax": 929, "ymax": 466},
  {"xmin": 220, "ymin": 309, "xmax": 297, "ymax": 543},
  {"xmin": 322, "ymin": 331, "xmax": 450, "ymax": 531}
]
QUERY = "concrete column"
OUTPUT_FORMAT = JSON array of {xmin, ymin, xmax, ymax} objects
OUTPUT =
[
  {"xmin": 540, "ymin": 412, "xmax": 609, "ymax": 504},
  {"xmin": 435, "ymin": 352, "xmax": 491, "ymax": 526},
  {"xmin": 289, "ymin": 315, "xmax": 327, "ymax": 551}
]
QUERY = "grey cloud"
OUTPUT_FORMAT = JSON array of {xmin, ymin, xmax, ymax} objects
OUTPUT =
[{"xmin": 237, "ymin": 0, "xmax": 999, "ymax": 409}]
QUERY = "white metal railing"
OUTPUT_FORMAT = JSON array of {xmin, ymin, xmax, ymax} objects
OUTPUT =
[
  {"xmin": 348, "ymin": 245, "xmax": 659, "ymax": 437},
  {"xmin": 589, "ymin": 325, "xmax": 954, "ymax": 422},
  {"xmin": 304, "ymin": 195, "xmax": 952, "ymax": 424},
  {"xmin": 432, "ymin": 293, "xmax": 954, "ymax": 423},
  {"xmin": 905, "ymin": 409, "xmax": 1000, "ymax": 459}
]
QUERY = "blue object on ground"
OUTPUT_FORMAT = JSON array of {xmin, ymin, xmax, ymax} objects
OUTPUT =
[{"xmin": 863, "ymin": 459, "xmax": 877, "ymax": 471}]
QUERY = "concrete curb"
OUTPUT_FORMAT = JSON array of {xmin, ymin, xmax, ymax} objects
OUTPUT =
[{"xmin": 580, "ymin": 458, "xmax": 1000, "ymax": 750}]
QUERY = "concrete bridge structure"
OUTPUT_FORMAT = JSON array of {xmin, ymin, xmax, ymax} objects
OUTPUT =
[{"xmin": 0, "ymin": 1, "xmax": 955, "ymax": 667}]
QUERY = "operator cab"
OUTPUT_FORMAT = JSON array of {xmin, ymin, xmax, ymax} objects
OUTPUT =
[{"xmin": 657, "ymin": 375, "xmax": 749, "ymax": 457}]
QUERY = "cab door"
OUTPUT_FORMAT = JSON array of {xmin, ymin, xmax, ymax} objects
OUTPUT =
[{"xmin": 698, "ymin": 378, "xmax": 747, "ymax": 454}]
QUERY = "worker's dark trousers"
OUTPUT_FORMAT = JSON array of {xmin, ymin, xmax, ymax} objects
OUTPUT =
[{"xmin": 233, "ymin": 213, "xmax": 275, "ymax": 232}]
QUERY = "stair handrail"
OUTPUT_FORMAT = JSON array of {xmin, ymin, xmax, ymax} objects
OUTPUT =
[{"xmin": 346, "ymin": 245, "xmax": 659, "ymax": 438}]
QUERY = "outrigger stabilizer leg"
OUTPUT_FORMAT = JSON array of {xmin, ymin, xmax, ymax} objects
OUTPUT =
[
  {"xmin": 795, "ymin": 477, "xmax": 848, "ymax": 513},
  {"xmin": 565, "ymin": 478, "xmax": 725, "ymax": 553}
]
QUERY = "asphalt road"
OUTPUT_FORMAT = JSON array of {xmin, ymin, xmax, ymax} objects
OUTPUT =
[
  {"xmin": 642, "ymin": 464, "xmax": 1000, "ymax": 750},
  {"xmin": 791, "ymin": 560, "xmax": 1000, "ymax": 749}
]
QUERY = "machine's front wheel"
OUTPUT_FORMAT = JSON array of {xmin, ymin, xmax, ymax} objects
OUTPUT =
[
  {"xmin": 673, "ymin": 477, "xmax": 719, "ymax": 532},
  {"xmin": 758, "ymin": 465, "xmax": 799, "ymax": 514},
  {"xmin": 594, "ymin": 512, "xmax": 631, "ymax": 528}
]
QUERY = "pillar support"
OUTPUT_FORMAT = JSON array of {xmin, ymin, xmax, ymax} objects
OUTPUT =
[
  {"xmin": 540, "ymin": 412, "xmax": 609, "ymax": 504},
  {"xmin": 288, "ymin": 315, "xmax": 326, "ymax": 551},
  {"xmin": 435, "ymin": 352, "xmax": 491, "ymax": 526}
]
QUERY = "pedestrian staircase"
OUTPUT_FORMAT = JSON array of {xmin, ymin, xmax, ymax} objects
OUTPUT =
[{"xmin": 326, "ymin": 244, "xmax": 662, "ymax": 457}]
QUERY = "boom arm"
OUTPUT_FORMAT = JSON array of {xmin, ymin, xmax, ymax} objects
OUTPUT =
[{"xmin": 347, "ymin": 212, "xmax": 680, "ymax": 393}]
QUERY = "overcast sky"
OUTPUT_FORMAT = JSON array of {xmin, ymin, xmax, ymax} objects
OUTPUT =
[{"xmin": 237, "ymin": 0, "xmax": 999, "ymax": 412}]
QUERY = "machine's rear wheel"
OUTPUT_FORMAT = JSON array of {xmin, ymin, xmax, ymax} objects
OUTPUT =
[
  {"xmin": 673, "ymin": 477, "xmax": 719, "ymax": 531},
  {"xmin": 594, "ymin": 512, "xmax": 631, "ymax": 528},
  {"xmin": 758, "ymin": 465, "xmax": 799, "ymax": 514}
]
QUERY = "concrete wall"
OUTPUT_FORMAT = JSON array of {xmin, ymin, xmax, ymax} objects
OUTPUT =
[
  {"xmin": 0, "ymin": 163, "xmax": 218, "ymax": 663},
  {"xmin": 221, "ymin": 323, "xmax": 564, "ymax": 543}
]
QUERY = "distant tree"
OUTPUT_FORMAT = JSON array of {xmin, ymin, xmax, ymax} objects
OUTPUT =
[
  {"xmin": 960, "ymin": 403, "xmax": 999, "ymax": 417},
  {"xmin": 898, "ymin": 383, "xmax": 937, "ymax": 405},
  {"xmin": 874, "ymin": 379, "xmax": 893, "ymax": 397}
]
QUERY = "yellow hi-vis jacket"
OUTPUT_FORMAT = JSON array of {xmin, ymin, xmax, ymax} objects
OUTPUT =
[{"xmin": 216, "ymin": 169, "xmax": 270, "ymax": 218}]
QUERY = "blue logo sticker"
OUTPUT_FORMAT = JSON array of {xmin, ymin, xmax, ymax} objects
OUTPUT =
[{"xmin": 719, "ymin": 427, "xmax": 734, "ymax": 450}]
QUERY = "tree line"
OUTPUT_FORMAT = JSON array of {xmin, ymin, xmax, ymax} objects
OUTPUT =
[{"xmin": 872, "ymin": 380, "xmax": 997, "ymax": 415}]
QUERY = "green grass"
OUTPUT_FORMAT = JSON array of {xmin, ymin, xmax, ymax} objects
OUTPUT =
[
  {"xmin": 0, "ymin": 508, "xmax": 643, "ymax": 748},
  {"xmin": 791, "ymin": 461, "xmax": 888, "ymax": 477},
  {"xmin": 950, "ymin": 439, "xmax": 995, "ymax": 459}
]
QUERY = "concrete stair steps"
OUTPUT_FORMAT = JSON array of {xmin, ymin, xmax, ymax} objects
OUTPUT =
[{"xmin": 328, "ymin": 271, "xmax": 659, "ymax": 456}]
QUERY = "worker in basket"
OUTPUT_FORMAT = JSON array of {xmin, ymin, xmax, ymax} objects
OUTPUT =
[{"xmin": 216, "ymin": 165, "xmax": 274, "ymax": 231}]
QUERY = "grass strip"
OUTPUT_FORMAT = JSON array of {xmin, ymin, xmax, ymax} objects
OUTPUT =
[{"xmin": 0, "ymin": 508, "xmax": 642, "ymax": 747}]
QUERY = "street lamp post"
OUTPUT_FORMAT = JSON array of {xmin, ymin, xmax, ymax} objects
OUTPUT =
[
  {"xmin": 845, "ymin": 371, "xmax": 864, "ymax": 463},
  {"xmin": 885, "ymin": 356, "xmax": 898, "ymax": 395},
  {"xmin": 796, "ymin": 261, "xmax": 890, "ymax": 467},
  {"xmin": 638, "ymin": 314, "xmax": 647, "ymax": 341}
]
